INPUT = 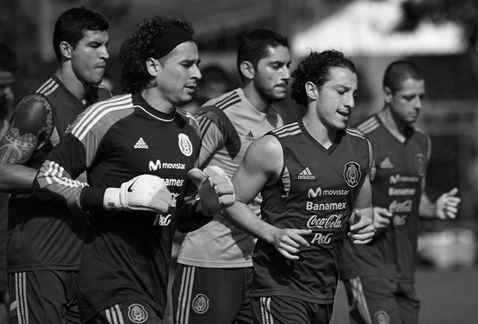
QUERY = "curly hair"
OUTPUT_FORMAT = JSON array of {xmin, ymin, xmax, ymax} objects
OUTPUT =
[
  {"xmin": 291, "ymin": 50, "xmax": 356, "ymax": 106},
  {"xmin": 119, "ymin": 16, "xmax": 194, "ymax": 94}
]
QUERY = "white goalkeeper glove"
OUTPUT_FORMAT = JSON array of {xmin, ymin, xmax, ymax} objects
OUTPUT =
[
  {"xmin": 188, "ymin": 165, "xmax": 235, "ymax": 215},
  {"xmin": 103, "ymin": 174, "xmax": 172, "ymax": 213}
]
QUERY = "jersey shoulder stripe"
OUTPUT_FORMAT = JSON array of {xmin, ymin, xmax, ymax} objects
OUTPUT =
[
  {"xmin": 36, "ymin": 78, "xmax": 58, "ymax": 96},
  {"xmin": 71, "ymin": 94, "xmax": 132, "ymax": 141},
  {"xmin": 356, "ymin": 116, "xmax": 379, "ymax": 134},
  {"xmin": 273, "ymin": 122, "xmax": 301, "ymax": 138},
  {"xmin": 345, "ymin": 127, "xmax": 365, "ymax": 139},
  {"xmin": 215, "ymin": 91, "xmax": 241, "ymax": 110}
]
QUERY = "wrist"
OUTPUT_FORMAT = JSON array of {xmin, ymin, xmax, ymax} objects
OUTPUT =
[{"xmin": 103, "ymin": 187, "xmax": 122, "ymax": 210}]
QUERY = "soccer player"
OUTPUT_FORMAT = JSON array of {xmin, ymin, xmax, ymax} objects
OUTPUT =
[
  {"xmin": 0, "ymin": 7, "xmax": 110, "ymax": 323},
  {"xmin": 340, "ymin": 61, "xmax": 461, "ymax": 324},
  {"xmin": 0, "ymin": 42, "xmax": 19, "ymax": 321},
  {"xmin": 223, "ymin": 50, "xmax": 376, "ymax": 324},
  {"xmin": 173, "ymin": 29, "xmax": 290, "ymax": 324},
  {"xmin": 34, "ymin": 16, "xmax": 234, "ymax": 323}
]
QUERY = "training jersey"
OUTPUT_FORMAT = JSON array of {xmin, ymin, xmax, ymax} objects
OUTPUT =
[
  {"xmin": 177, "ymin": 88, "xmax": 283, "ymax": 267},
  {"xmin": 251, "ymin": 121, "xmax": 370, "ymax": 303},
  {"xmin": 34, "ymin": 93, "xmax": 201, "ymax": 320},
  {"xmin": 7, "ymin": 76, "xmax": 110, "ymax": 272},
  {"xmin": 340, "ymin": 115, "xmax": 429, "ymax": 283}
]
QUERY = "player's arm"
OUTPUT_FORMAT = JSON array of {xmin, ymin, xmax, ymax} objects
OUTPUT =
[
  {"xmin": 349, "ymin": 139, "xmax": 375, "ymax": 244},
  {"xmin": 418, "ymin": 135, "xmax": 461, "ymax": 219},
  {"xmin": 34, "ymin": 110, "xmax": 173, "ymax": 214},
  {"xmin": 195, "ymin": 108, "xmax": 228, "ymax": 168},
  {"xmin": 0, "ymin": 94, "xmax": 53, "ymax": 193},
  {"xmin": 223, "ymin": 135, "xmax": 311, "ymax": 260}
]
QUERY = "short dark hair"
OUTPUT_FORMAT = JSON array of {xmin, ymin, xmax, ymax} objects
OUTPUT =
[
  {"xmin": 291, "ymin": 50, "xmax": 356, "ymax": 106},
  {"xmin": 119, "ymin": 16, "xmax": 194, "ymax": 94},
  {"xmin": 383, "ymin": 60, "xmax": 423, "ymax": 93},
  {"xmin": 0, "ymin": 43, "xmax": 18, "ymax": 73},
  {"xmin": 53, "ymin": 7, "xmax": 109, "ymax": 62},
  {"xmin": 236, "ymin": 29, "xmax": 288, "ymax": 81}
]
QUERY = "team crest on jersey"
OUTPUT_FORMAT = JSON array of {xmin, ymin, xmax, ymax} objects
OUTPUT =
[
  {"xmin": 192, "ymin": 293, "xmax": 209, "ymax": 314},
  {"xmin": 343, "ymin": 161, "xmax": 361, "ymax": 188},
  {"xmin": 415, "ymin": 153, "xmax": 425, "ymax": 176},
  {"xmin": 374, "ymin": 310, "xmax": 390, "ymax": 324},
  {"xmin": 127, "ymin": 303, "xmax": 148, "ymax": 323},
  {"xmin": 178, "ymin": 133, "xmax": 193, "ymax": 157}
]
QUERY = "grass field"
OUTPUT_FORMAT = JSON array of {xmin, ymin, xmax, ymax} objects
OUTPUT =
[{"xmin": 331, "ymin": 267, "xmax": 478, "ymax": 324}]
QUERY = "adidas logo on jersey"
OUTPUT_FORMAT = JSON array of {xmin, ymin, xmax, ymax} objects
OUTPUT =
[
  {"xmin": 379, "ymin": 157, "xmax": 394, "ymax": 169},
  {"xmin": 134, "ymin": 137, "xmax": 149, "ymax": 149},
  {"xmin": 246, "ymin": 131, "xmax": 255, "ymax": 141},
  {"xmin": 297, "ymin": 167, "xmax": 316, "ymax": 180}
]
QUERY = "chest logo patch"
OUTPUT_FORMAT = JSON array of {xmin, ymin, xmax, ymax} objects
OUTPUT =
[
  {"xmin": 297, "ymin": 167, "xmax": 316, "ymax": 180},
  {"xmin": 379, "ymin": 157, "xmax": 394, "ymax": 169},
  {"xmin": 415, "ymin": 153, "xmax": 425, "ymax": 176},
  {"xmin": 192, "ymin": 293, "xmax": 209, "ymax": 314},
  {"xmin": 178, "ymin": 133, "xmax": 193, "ymax": 157},
  {"xmin": 127, "ymin": 303, "xmax": 148, "ymax": 323},
  {"xmin": 134, "ymin": 137, "xmax": 149, "ymax": 149},
  {"xmin": 343, "ymin": 161, "xmax": 361, "ymax": 188}
]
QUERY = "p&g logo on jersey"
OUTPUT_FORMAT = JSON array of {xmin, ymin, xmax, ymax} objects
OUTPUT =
[
  {"xmin": 343, "ymin": 161, "xmax": 361, "ymax": 188},
  {"xmin": 153, "ymin": 214, "xmax": 172, "ymax": 226},
  {"xmin": 192, "ymin": 293, "xmax": 209, "ymax": 314},
  {"xmin": 178, "ymin": 133, "xmax": 193, "ymax": 157},
  {"xmin": 127, "ymin": 303, "xmax": 148, "ymax": 323}
]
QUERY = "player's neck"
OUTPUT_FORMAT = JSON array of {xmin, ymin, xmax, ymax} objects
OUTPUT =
[
  {"xmin": 242, "ymin": 85, "xmax": 270, "ymax": 113},
  {"xmin": 56, "ymin": 66, "xmax": 87, "ymax": 101},
  {"xmin": 302, "ymin": 114, "xmax": 335, "ymax": 149},
  {"xmin": 379, "ymin": 108, "xmax": 407, "ymax": 142},
  {"xmin": 141, "ymin": 87, "xmax": 175, "ymax": 114}
]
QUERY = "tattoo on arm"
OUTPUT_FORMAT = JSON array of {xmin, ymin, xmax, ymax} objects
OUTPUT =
[{"xmin": 0, "ymin": 128, "xmax": 38, "ymax": 165}]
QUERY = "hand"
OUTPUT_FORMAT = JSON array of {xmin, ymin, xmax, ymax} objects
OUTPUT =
[
  {"xmin": 372, "ymin": 206, "xmax": 393, "ymax": 230},
  {"xmin": 104, "ymin": 174, "xmax": 173, "ymax": 213},
  {"xmin": 348, "ymin": 209, "xmax": 375, "ymax": 244},
  {"xmin": 188, "ymin": 165, "xmax": 235, "ymax": 215},
  {"xmin": 271, "ymin": 228, "xmax": 312, "ymax": 260},
  {"xmin": 436, "ymin": 188, "xmax": 461, "ymax": 219}
]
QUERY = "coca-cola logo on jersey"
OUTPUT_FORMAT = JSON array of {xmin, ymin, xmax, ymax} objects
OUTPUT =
[
  {"xmin": 306, "ymin": 214, "xmax": 343, "ymax": 229},
  {"xmin": 389, "ymin": 200, "xmax": 413, "ymax": 213}
]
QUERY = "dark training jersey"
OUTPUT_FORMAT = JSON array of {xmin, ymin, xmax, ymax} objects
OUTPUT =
[
  {"xmin": 34, "ymin": 93, "xmax": 201, "ymax": 320},
  {"xmin": 251, "ymin": 121, "xmax": 370, "ymax": 303},
  {"xmin": 340, "ymin": 115, "xmax": 429, "ymax": 282},
  {"xmin": 8, "ymin": 76, "xmax": 111, "ymax": 272}
]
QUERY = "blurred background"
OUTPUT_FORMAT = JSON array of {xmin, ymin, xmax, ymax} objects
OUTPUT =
[{"xmin": 2, "ymin": 0, "xmax": 478, "ymax": 322}]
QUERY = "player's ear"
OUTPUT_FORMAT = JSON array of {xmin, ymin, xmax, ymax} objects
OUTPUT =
[
  {"xmin": 305, "ymin": 81, "xmax": 317, "ymax": 101},
  {"xmin": 239, "ymin": 61, "xmax": 255, "ymax": 81},
  {"xmin": 384, "ymin": 86, "xmax": 393, "ymax": 104},
  {"xmin": 145, "ymin": 57, "xmax": 160, "ymax": 77},
  {"xmin": 59, "ymin": 41, "xmax": 74, "ymax": 60}
]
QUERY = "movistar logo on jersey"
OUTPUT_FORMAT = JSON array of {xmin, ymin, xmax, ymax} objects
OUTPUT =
[
  {"xmin": 298, "ymin": 167, "xmax": 316, "ymax": 180},
  {"xmin": 134, "ymin": 137, "xmax": 149, "ymax": 149},
  {"xmin": 307, "ymin": 187, "xmax": 350, "ymax": 198}
]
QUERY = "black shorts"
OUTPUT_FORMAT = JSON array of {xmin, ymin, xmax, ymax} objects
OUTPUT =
[
  {"xmin": 172, "ymin": 265, "xmax": 253, "ymax": 324},
  {"xmin": 250, "ymin": 295, "xmax": 332, "ymax": 324},
  {"xmin": 86, "ymin": 302, "xmax": 161, "ymax": 324},
  {"xmin": 343, "ymin": 276, "xmax": 420, "ymax": 324},
  {"xmin": 8, "ymin": 270, "xmax": 80, "ymax": 324}
]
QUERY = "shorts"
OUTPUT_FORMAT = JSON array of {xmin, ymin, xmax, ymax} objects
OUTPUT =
[
  {"xmin": 86, "ymin": 302, "xmax": 161, "ymax": 324},
  {"xmin": 8, "ymin": 270, "xmax": 80, "ymax": 324},
  {"xmin": 172, "ymin": 265, "xmax": 252, "ymax": 324},
  {"xmin": 343, "ymin": 276, "xmax": 420, "ymax": 324},
  {"xmin": 250, "ymin": 295, "xmax": 333, "ymax": 324}
]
